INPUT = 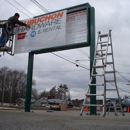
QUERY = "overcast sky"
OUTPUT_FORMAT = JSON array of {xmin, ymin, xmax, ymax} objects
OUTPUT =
[{"xmin": 0, "ymin": 0, "xmax": 130, "ymax": 100}]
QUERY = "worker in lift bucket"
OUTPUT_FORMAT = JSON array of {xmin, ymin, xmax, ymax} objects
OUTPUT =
[{"xmin": 0, "ymin": 13, "xmax": 30, "ymax": 48}]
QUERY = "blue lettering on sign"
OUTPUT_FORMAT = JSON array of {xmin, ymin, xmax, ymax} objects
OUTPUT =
[{"xmin": 30, "ymin": 31, "xmax": 36, "ymax": 37}]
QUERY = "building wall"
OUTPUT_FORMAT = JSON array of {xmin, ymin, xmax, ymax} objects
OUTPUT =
[
  {"xmin": 16, "ymin": 99, "xmax": 24, "ymax": 106},
  {"xmin": 35, "ymin": 98, "xmax": 47, "ymax": 104}
]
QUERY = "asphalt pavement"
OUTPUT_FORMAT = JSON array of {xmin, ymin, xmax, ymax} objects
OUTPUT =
[{"xmin": 0, "ymin": 109, "xmax": 130, "ymax": 130}]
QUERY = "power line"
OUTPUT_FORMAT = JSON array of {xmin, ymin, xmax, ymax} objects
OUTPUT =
[
  {"xmin": 114, "ymin": 52, "xmax": 130, "ymax": 55},
  {"xmin": 51, "ymin": 52, "xmax": 90, "ymax": 70},
  {"xmin": 56, "ymin": 51, "xmax": 90, "ymax": 68},
  {"xmin": 76, "ymin": 48, "xmax": 90, "ymax": 57},
  {"xmin": 119, "ymin": 72, "xmax": 130, "ymax": 74},
  {"xmin": 107, "ymin": 81, "xmax": 129, "ymax": 93},
  {"xmin": 5, "ymin": 0, "xmax": 31, "ymax": 18},
  {"xmin": 109, "ymin": 65, "xmax": 129, "ymax": 82},
  {"xmin": 4, "ymin": 0, "xmax": 89, "ymax": 71},
  {"xmin": 13, "ymin": 0, "xmax": 35, "ymax": 17},
  {"xmin": 30, "ymin": 0, "xmax": 49, "ymax": 13},
  {"xmin": 116, "ymin": 70, "xmax": 129, "ymax": 82},
  {"xmin": 5, "ymin": 0, "xmax": 129, "ymax": 95},
  {"xmin": 116, "ymin": 64, "xmax": 130, "ymax": 66}
]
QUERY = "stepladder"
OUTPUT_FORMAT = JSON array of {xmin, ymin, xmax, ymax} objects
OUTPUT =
[{"xmin": 80, "ymin": 30, "xmax": 125, "ymax": 117}]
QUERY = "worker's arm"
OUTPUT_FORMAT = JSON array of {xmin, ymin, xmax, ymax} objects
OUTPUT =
[{"xmin": 15, "ymin": 19, "xmax": 30, "ymax": 28}]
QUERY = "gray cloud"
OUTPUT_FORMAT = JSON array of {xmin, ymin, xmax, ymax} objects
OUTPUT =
[{"xmin": 0, "ymin": 0, "xmax": 130, "ymax": 99}]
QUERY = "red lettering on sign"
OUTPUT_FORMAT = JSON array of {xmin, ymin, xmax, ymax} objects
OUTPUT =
[{"xmin": 18, "ymin": 33, "xmax": 27, "ymax": 40}]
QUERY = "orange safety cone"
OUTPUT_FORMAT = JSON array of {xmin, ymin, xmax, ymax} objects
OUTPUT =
[
  {"xmin": 127, "ymin": 107, "xmax": 130, "ymax": 112},
  {"xmin": 85, "ymin": 106, "xmax": 89, "ymax": 112}
]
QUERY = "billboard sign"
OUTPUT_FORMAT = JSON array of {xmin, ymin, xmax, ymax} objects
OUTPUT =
[
  {"xmin": 66, "ymin": 10, "xmax": 87, "ymax": 45},
  {"xmin": 14, "ymin": 4, "xmax": 89, "ymax": 54},
  {"xmin": 14, "ymin": 10, "xmax": 67, "ymax": 54}
]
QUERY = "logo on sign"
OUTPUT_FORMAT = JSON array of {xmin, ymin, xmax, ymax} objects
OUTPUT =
[
  {"xmin": 30, "ymin": 31, "xmax": 36, "ymax": 37},
  {"xmin": 18, "ymin": 33, "xmax": 27, "ymax": 40}
]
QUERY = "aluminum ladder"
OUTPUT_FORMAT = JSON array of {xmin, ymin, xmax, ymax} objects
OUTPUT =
[
  {"xmin": 80, "ymin": 30, "xmax": 124, "ymax": 117},
  {"xmin": 106, "ymin": 99, "xmax": 121, "ymax": 116}
]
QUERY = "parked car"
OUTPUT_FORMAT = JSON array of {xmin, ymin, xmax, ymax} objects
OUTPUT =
[
  {"xmin": 122, "ymin": 99, "xmax": 130, "ymax": 112},
  {"xmin": 106, "ymin": 98, "xmax": 130, "ymax": 112},
  {"xmin": 42, "ymin": 104, "xmax": 51, "ymax": 108}
]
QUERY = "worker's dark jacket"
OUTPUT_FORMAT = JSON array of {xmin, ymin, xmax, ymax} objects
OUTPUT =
[{"xmin": 8, "ymin": 16, "xmax": 27, "ymax": 27}]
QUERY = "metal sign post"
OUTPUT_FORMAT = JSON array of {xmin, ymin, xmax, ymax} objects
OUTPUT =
[{"xmin": 25, "ymin": 3, "xmax": 96, "ymax": 114}]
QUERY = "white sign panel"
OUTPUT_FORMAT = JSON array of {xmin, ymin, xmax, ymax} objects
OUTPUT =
[
  {"xmin": 14, "ymin": 10, "xmax": 67, "ymax": 54},
  {"xmin": 66, "ymin": 10, "xmax": 87, "ymax": 44}
]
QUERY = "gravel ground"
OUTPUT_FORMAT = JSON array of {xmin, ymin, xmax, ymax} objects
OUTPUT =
[{"xmin": 0, "ymin": 109, "xmax": 130, "ymax": 130}]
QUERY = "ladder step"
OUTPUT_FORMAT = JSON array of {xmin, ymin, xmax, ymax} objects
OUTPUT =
[
  {"xmin": 83, "ymin": 104, "xmax": 103, "ymax": 107},
  {"xmin": 106, "ymin": 62, "xmax": 113, "ymax": 64},
  {"xmin": 96, "ymin": 49, "xmax": 106, "ymax": 52},
  {"xmin": 103, "ymin": 53, "xmax": 112, "ymax": 56},
  {"xmin": 95, "ymin": 57, "xmax": 105, "ymax": 60},
  {"xmin": 88, "ymin": 83, "xmax": 104, "ymax": 86},
  {"xmin": 101, "ymin": 43, "xmax": 111, "ymax": 47},
  {"xmin": 86, "ymin": 94, "xmax": 104, "ymax": 96},
  {"xmin": 116, "ymin": 105, "xmax": 123, "ymax": 107},
  {"xmin": 105, "ymin": 71, "xmax": 115, "ymax": 74},
  {"xmin": 107, "ymin": 53, "xmax": 113, "ymax": 55},
  {"xmin": 106, "ymin": 106, "xmax": 118, "ymax": 108},
  {"xmin": 105, "ymin": 80, "xmax": 115, "ymax": 82},
  {"xmin": 91, "ymin": 74, "xmax": 104, "ymax": 77},
  {"xmin": 98, "ymin": 41, "xmax": 107, "ymax": 44},
  {"xmin": 99, "ymin": 34, "xmax": 108, "ymax": 37},
  {"xmin": 106, "ymin": 89, "xmax": 117, "ymax": 91},
  {"xmin": 93, "ymin": 65, "xmax": 106, "ymax": 68}
]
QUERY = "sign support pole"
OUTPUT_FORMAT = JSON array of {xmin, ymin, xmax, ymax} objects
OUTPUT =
[
  {"xmin": 24, "ymin": 3, "xmax": 95, "ymax": 113},
  {"xmin": 89, "ymin": 7, "xmax": 97, "ymax": 115},
  {"xmin": 25, "ymin": 52, "xmax": 34, "ymax": 112}
]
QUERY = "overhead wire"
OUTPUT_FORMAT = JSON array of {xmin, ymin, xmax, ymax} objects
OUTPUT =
[
  {"xmin": 13, "ymin": 0, "xmax": 35, "ymax": 17},
  {"xmin": 30, "ymin": 0, "xmax": 49, "ymax": 13},
  {"xmin": 118, "ymin": 72, "xmax": 130, "ymax": 74},
  {"xmin": 29, "ymin": 0, "xmax": 91, "ymax": 70},
  {"xmin": 55, "ymin": 51, "xmax": 90, "ymax": 68},
  {"xmin": 5, "ymin": 0, "xmax": 129, "ymax": 95},
  {"xmin": 76, "ymin": 48, "xmax": 90, "ymax": 57},
  {"xmin": 74, "ymin": 49, "xmax": 130, "ymax": 94},
  {"xmin": 38, "ymin": 2, "xmax": 130, "ymax": 95},
  {"xmin": 109, "ymin": 65, "xmax": 129, "ymax": 82},
  {"xmin": 5, "ymin": 0, "xmax": 31, "ymax": 18},
  {"xmin": 51, "ymin": 52, "xmax": 90, "ymax": 70},
  {"xmin": 5, "ymin": 0, "xmax": 90, "ymax": 71},
  {"xmin": 104, "ymin": 64, "xmax": 130, "ymax": 94}
]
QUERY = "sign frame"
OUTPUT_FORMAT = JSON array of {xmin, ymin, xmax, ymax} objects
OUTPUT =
[
  {"xmin": 30, "ymin": 3, "xmax": 91, "ymax": 54},
  {"xmin": 25, "ymin": 3, "xmax": 96, "ymax": 115}
]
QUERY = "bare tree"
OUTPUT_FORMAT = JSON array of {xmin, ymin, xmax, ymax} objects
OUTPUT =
[
  {"xmin": 0, "ymin": 66, "xmax": 36, "ymax": 104},
  {"xmin": 39, "ymin": 90, "xmax": 49, "ymax": 98},
  {"xmin": 57, "ymin": 84, "xmax": 69, "ymax": 100},
  {"xmin": 32, "ymin": 88, "xmax": 38, "ymax": 100}
]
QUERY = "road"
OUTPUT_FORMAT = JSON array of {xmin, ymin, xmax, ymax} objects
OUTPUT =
[{"xmin": 0, "ymin": 109, "xmax": 130, "ymax": 130}]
